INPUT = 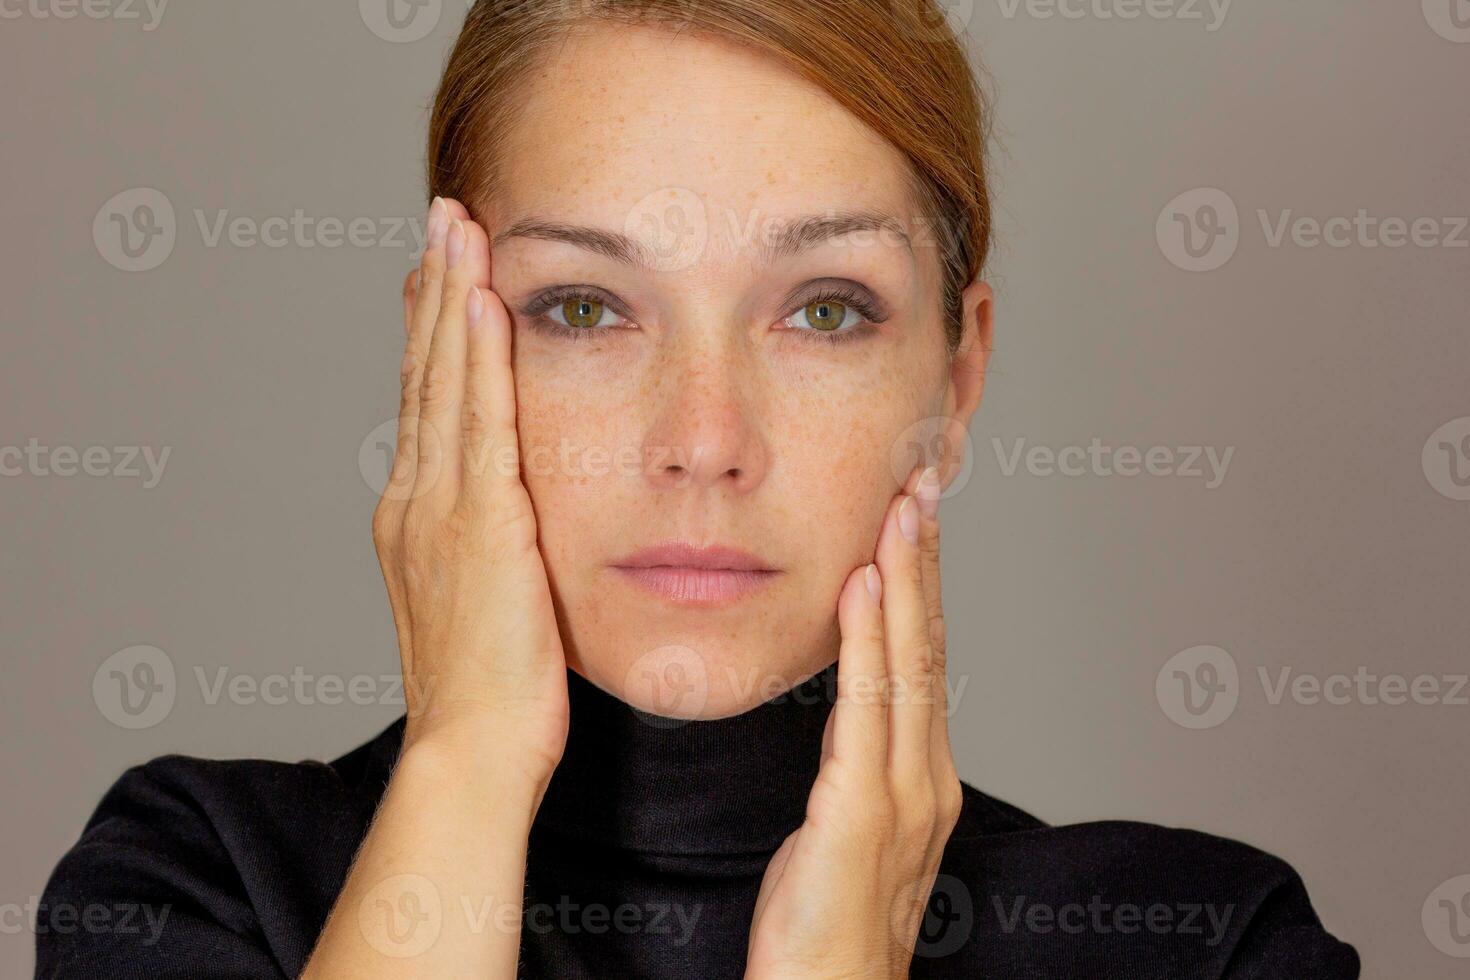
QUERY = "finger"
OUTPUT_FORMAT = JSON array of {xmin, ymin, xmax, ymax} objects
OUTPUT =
[
  {"xmin": 459, "ymin": 233, "xmax": 520, "ymax": 501},
  {"xmin": 402, "ymin": 268, "xmax": 418, "ymax": 339},
  {"xmin": 910, "ymin": 466, "xmax": 953, "ymax": 766},
  {"xmin": 874, "ymin": 492, "xmax": 933, "ymax": 776},
  {"xmin": 387, "ymin": 197, "xmax": 451, "ymax": 502},
  {"xmin": 416, "ymin": 216, "xmax": 486, "ymax": 503},
  {"xmin": 830, "ymin": 562, "xmax": 888, "ymax": 771}
]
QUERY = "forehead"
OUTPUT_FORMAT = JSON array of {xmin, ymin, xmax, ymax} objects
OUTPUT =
[{"xmin": 494, "ymin": 20, "xmax": 922, "ymax": 265}]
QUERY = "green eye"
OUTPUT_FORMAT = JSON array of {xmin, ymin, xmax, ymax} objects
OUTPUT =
[
  {"xmin": 802, "ymin": 300, "xmax": 848, "ymax": 332},
  {"xmin": 561, "ymin": 298, "xmax": 605, "ymax": 329}
]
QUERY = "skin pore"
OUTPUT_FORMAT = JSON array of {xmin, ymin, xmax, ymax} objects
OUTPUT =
[{"xmin": 477, "ymin": 20, "xmax": 993, "ymax": 717}]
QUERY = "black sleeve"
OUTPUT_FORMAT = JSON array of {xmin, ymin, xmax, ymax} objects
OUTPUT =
[
  {"xmin": 34, "ymin": 762, "xmax": 286, "ymax": 980},
  {"xmin": 1223, "ymin": 872, "xmax": 1360, "ymax": 979}
]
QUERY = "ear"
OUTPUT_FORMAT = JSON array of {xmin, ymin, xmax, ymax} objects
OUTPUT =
[{"xmin": 936, "ymin": 279, "xmax": 995, "ymax": 487}]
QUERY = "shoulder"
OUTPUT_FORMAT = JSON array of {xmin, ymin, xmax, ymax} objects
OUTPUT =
[
  {"xmin": 35, "ymin": 721, "xmax": 402, "ymax": 979},
  {"xmin": 920, "ymin": 783, "xmax": 1360, "ymax": 979}
]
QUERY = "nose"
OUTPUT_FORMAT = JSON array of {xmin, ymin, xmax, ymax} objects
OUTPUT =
[{"xmin": 641, "ymin": 342, "xmax": 768, "ymax": 495}]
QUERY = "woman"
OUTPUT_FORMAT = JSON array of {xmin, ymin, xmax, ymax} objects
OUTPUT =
[{"xmin": 36, "ymin": 1, "xmax": 1358, "ymax": 977}]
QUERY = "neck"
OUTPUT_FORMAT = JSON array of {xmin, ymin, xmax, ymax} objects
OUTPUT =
[{"xmin": 534, "ymin": 663, "xmax": 838, "ymax": 856}]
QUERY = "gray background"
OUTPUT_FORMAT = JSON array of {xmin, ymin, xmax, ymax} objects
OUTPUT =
[{"xmin": 3, "ymin": 1, "xmax": 1468, "ymax": 976}]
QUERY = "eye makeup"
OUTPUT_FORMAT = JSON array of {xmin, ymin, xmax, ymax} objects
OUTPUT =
[{"xmin": 513, "ymin": 276, "xmax": 893, "ymax": 345}]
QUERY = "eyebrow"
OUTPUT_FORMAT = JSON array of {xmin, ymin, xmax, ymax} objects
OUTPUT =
[{"xmin": 491, "ymin": 209, "xmax": 914, "ymax": 269}]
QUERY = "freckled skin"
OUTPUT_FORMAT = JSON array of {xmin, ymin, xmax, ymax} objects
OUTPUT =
[{"xmin": 478, "ymin": 22, "xmax": 988, "ymax": 717}]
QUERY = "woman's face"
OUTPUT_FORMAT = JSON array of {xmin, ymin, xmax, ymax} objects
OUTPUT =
[{"xmin": 481, "ymin": 22, "xmax": 991, "ymax": 718}]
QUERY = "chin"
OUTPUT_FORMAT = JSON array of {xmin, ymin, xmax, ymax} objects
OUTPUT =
[{"xmin": 567, "ymin": 625, "xmax": 839, "ymax": 721}]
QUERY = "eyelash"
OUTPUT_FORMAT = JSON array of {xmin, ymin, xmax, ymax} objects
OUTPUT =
[{"xmin": 518, "ymin": 283, "xmax": 886, "ymax": 345}]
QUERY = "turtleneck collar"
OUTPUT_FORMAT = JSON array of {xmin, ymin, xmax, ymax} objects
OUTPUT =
[{"xmin": 534, "ymin": 663, "xmax": 838, "ymax": 857}]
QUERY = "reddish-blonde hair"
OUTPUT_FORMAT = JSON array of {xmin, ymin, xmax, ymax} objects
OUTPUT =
[{"xmin": 429, "ymin": 0, "xmax": 991, "ymax": 354}]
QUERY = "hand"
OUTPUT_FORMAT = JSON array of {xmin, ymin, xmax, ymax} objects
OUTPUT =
[
  {"xmin": 745, "ymin": 466, "xmax": 962, "ymax": 980},
  {"xmin": 372, "ymin": 196, "xmax": 568, "ymax": 788}
]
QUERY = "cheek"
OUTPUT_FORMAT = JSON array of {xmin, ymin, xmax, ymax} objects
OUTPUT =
[
  {"xmin": 511, "ymin": 345, "xmax": 642, "ymax": 581},
  {"xmin": 771, "ymin": 350, "xmax": 940, "ymax": 567}
]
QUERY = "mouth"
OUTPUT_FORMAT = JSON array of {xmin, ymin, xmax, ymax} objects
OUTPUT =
[{"xmin": 609, "ymin": 542, "xmax": 781, "ymax": 606}]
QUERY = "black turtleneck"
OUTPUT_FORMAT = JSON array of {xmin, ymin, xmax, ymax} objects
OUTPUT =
[{"xmin": 35, "ymin": 666, "xmax": 1358, "ymax": 978}]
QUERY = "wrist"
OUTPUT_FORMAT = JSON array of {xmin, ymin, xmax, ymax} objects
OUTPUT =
[{"xmin": 396, "ymin": 722, "xmax": 558, "ymax": 816}]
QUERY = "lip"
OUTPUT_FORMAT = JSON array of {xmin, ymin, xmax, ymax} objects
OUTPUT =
[{"xmin": 610, "ymin": 543, "xmax": 780, "ymax": 606}]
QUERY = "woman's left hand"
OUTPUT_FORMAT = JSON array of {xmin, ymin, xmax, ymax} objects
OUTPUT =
[{"xmin": 746, "ymin": 465, "xmax": 963, "ymax": 979}]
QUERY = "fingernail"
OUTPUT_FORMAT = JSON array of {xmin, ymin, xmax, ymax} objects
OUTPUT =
[
  {"xmin": 447, "ymin": 220, "xmax": 467, "ymax": 269},
  {"xmin": 467, "ymin": 286, "xmax": 484, "ymax": 328},
  {"xmin": 865, "ymin": 563, "xmax": 882, "ymax": 603},
  {"xmin": 426, "ymin": 197, "xmax": 448, "ymax": 250},
  {"xmin": 917, "ymin": 466, "xmax": 941, "ymax": 521},
  {"xmin": 898, "ymin": 495, "xmax": 919, "ymax": 544}
]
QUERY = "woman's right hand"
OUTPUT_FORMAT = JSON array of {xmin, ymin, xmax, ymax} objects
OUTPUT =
[
  {"xmin": 373, "ymin": 195, "xmax": 569, "ymax": 788},
  {"xmin": 302, "ymin": 198, "xmax": 564, "ymax": 978}
]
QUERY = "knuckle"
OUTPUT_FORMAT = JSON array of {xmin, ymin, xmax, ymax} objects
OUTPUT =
[
  {"xmin": 398, "ymin": 352, "xmax": 422, "ymax": 402},
  {"xmin": 903, "ymin": 636, "xmax": 935, "ymax": 681},
  {"xmin": 461, "ymin": 396, "xmax": 492, "ymax": 441},
  {"xmin": 939, "ymin": 779, "xmax": 964, "ymax": 829},
  {"xmin": 419, "ymin": 361, "xmax": 453, "ymax": 411},
  {"xmin": 929, "ymin": 616, "xmax": 948, "ymax": 662},
  {"xmin": 418, "ymin": 261, "xmax": 445, "ymax": 294},
  {"xmin": 370, "ymin": 500, "xmax": 399, "ymax": 549}
]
